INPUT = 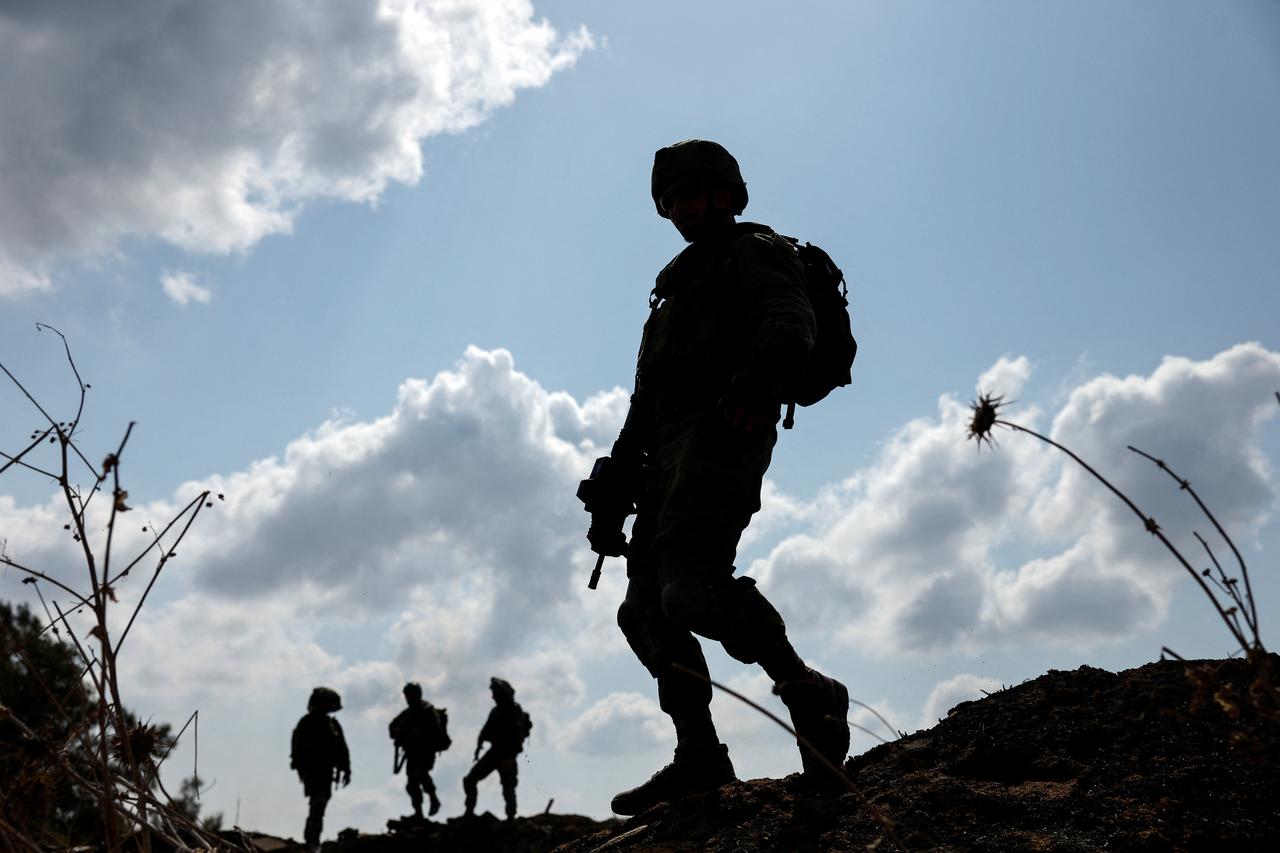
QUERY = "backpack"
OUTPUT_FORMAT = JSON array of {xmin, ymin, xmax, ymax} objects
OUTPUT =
[
  {"xmin": 433, "ymin": 707, "xmax": 452, "ymax": 751},
  {"xmin": 513, "ymin": 705, "xmax": 533, "ymax": 748},
  {"xmin": 390, "ymin": 703, "xmax": 452, "ymax": 752},
  {"xmin": 778, "ymin": 235, "xmax": 857, "ymax": 428}
]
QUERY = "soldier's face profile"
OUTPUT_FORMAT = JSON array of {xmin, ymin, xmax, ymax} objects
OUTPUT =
[{"xmin": 665, "ymin": 180, "xmax": 735, "ymax": 242}]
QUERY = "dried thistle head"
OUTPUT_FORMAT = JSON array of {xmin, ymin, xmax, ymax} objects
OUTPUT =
[
  {"xmin": 967, "ymin": 392, "xmax": 1006, "ymax": 448},
  {"xmin": 112, "ymin": 722, "xmax": 162, "ymax": 765}
]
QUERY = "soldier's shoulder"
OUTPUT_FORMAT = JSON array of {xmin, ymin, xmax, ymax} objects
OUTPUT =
[{"xmin": 728, "ymin": 223, "xmax": 801, "ymax": 267}]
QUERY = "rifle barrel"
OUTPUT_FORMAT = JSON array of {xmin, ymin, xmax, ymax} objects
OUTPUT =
[{"xmin": 587, "ymin": 553, "xmax": 605, "ymax": 589}]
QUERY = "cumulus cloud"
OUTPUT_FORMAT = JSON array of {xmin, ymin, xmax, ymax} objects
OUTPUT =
[
  {"xmin": 755, "ymin": 342, "xmax": 1280, "ymax": 656},
  {"xmin": 1, "ymin": 347, "xmax": 621, "ymax": 726},
  {"xmin": 160, "ymin": 270, "xmax": 211, "ymax": 305},
  {"xmin": 4, "ymin": 343, "xmax": 1280, "ymax": 831},
  {"xmin": 918, "ymin": 673, "xmax": 1005, "ymax": 730},
  {"xmin": 0, "ymin": 0, "xmax": 592, "ymax": 293},
  {"xmin": 558, "ymin": 692, "xmax": 667, "ymax": 756},
  {"xmin": 173, "ymin": 347, "xmax": 607, "ymax": 613}
]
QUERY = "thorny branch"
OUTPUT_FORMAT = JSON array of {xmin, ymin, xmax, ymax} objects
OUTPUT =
[{"xmin": 967, "ymin": 390, "xmax": 1278, "ymax": 721}]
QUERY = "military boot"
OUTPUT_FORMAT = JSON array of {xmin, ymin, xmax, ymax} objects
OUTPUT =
[
  {"xmin": 610, "ymin": 742, "xmax": 736, "ymax": 815},
  {"xmin": 777, "ymin": 668, "xmax": 850, "ymax": 789}
]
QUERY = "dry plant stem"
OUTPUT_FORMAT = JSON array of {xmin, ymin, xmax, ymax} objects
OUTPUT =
[
  {"xmin": 850, "ymin": 721, "xmax": 895, "ymax": 746},
  {"xmin": 144, "ymin": 710, "xmax": 197, "ymax": 793},
  {"xmin": 116, "ymin": 493, "xmax": 209, "ymax": 653},
  {"xmin": 1192, "ymin": 532, "xmax": 1248, "ymax": 639},
  {"xmin": 35, "ymin": 324, "xmax": 89, "ymax": 439},
  {"xmin": 1, "ymin": 557, "xmax": 91, "ymax": 605},
  {"xmin": 107, "ymin": 490, "xmax": 208, "ymax": 588},
  {"xmin": 0, "ymin": 426, "xmax": 57, "ymax": 479},
  {"xmin": 850, "ymin": 697, "xmax": 901, "ymax": 742},
  {"xmin": 0, "ymin": 616, "xmax": 100, "ymax": 768},
  {"xmin": 52, "ymin": 598, "xmax": 119, "ymax": 847},
  {"xmin": 1127, "ymin": 445, "xmax": 1261, "ymax": 640},
  {"xmin": 100, "ymin": 422, "xmax": 135, "ymax": 584},
  {"xmin": 671, "ymin": 663, "xmax": 907, "ymax": 853},
  {"xmin": 3, "ymin": 334, "xmax": 223, "ymax": 851},
  {"xmin": 0, "ymin": 814, "xmax": 40, "ymax": 853},
  {"xmin": 997, "ymin": 420, "xmax": 1249, "ymax": 651}
]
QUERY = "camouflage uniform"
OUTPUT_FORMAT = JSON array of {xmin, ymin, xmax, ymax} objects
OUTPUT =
[
  {"xmin": 618, "ymin": 222, "xmax": 816, "ymax": 738},
  {"xmin": 593, "ymin": 139, "xmax": 850, "ymax": 816},
  {"xmin": 290, "ymin": 703, "xmax": 350, "ymax": 847}
]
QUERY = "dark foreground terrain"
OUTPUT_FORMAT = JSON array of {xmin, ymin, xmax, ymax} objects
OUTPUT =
[{"xmin": 237, "ymin": 656, "xmax": 1278, "ymax": 852}]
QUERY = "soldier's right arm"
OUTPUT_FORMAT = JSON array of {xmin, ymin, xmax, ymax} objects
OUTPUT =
[{"xmin": 290, "ymin": 718, "xmax": 306, "ymax": 770}]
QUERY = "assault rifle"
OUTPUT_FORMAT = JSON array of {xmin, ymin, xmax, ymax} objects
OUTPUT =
[{"xmin": 576, "ymin": 455, "xmax": 635, "ymax": 589}]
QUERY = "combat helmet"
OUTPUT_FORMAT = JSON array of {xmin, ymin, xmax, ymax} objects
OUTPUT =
[
  {"xmin": 308, "ymin": 686, "xmax": 343, "ymax": 713},
  {"xmin": 651, "ymin": 139, "xmax": 748, "ymax": 219},
  {"xmin": 489, "ymin": 677, "xmax": 515, "ymax": 701}
]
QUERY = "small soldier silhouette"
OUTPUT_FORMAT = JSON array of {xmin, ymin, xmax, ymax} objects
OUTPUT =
[
  {"xmin": 290, "ymin": 687, "xmax": 350, "ymax": 848},
  {"xmin": 462, "ymin": 678, "xmax": 532, "ymax": 820},
  {"xmin": 389, "ymin": 681, "xmax": 451, "ymax": 819}
]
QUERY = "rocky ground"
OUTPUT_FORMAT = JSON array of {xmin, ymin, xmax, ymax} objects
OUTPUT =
[{"xmin": 237, "ymin": 655, "xmax": 1278, "ymax": 852}]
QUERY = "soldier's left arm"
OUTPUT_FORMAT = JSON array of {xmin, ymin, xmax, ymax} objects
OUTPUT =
[
  {"xmin": 333, "ymin": 719, "xmax": 352, "ymax": 774},
  {"xmin": 726, "ymin": 233, "xmax": 816, "ymax": 393}
]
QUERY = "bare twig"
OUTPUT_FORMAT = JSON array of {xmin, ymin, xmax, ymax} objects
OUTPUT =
[
  {"xmin": 116, "ymin": 492, "xmax": 209, "ymax": 654},
  {"xmin": 0, "ymin": 426, "xmax": 58, "ymax": 480},
  {"xmin": 1128, "ymin": 446, "xmax": 1260, "ymax": 642}
]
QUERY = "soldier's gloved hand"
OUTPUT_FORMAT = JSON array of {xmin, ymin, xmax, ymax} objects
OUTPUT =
[
  {"xmin": 587, "ymin": 512, "xmax": 628, "ymax": 557},
  {"xmin": 720, "ymin": 372, "xmax": 779, "ymax": 434},
  {"xmin": 341, "ymin": 769, "xmax": 351, "ymax": 787}
]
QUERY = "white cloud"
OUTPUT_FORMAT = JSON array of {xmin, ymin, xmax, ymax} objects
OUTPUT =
[
  {"xmin": 977, "ymin": 354, "xmax": 1032, "ymax": 401},
  {"xmin": 4, "ymin": 342, "xmax": 1278, "ymax": 833},
  {"xmin": 917, "ymin": 673, "xmax": 1004, "ymax": 730},
  {"xmin": 160, "ymin": 270, "xmax": 211, "ymax": 305},
  {"xmin": 758, "ymin": 342, "xmax": 1280, "ymax": 656},
  {"xmin": 557, "ymin": 692, "xmax": 666, "ymax": 756},
  {"xmin": 0, "ymin": 1, "xmax": 593, "ymax": 292}
]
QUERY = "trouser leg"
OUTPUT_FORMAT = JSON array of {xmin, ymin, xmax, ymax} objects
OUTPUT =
[
  {"xmin": 463, "ymin": 751, "xmax": 498, "ymax": 815},
  {"xmin": 304, "ymin": 792, "xmax": 329, "ymax": 847},
  {"xmin": 617, "ymin": 571, "xmax": 718, "ymax": 746},
  {"xmin": 423, "ymin": 772, "xmax": 440, "ymax": 814},
  {"xmin": 407, "ymin": 779, "xmax": 423, "ymax": 816},
  {"xmin": 498, "ymin": 758, "xmax": 518, "ymax": 818}
]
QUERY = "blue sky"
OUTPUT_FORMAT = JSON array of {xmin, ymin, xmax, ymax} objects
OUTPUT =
[{"xmin": 2, "ymin": 0, "xmax": 1279, "ymax": 838}]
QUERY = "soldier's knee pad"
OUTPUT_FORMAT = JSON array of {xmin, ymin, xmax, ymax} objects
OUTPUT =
[
  {"xmin": 662, "ymin": 576, "xmax": 786, "ymax": 664},
  {"xmin": 721, "ymin": 576, "xmax": 788, "ymax": 664},
  {"xmin": 659, "ymin": 578, "xmax": 722, "ymax": 635},
  {"xmin": 617, "ymin": 598, "xmax": 663, "ymax": 677}
]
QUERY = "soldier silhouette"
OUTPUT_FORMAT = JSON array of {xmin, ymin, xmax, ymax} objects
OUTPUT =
[
  {"xmin": 580, "ymin": 140, "xmax": 852, "ymax": 815},
  {"xmin": 462, "ymin": 678, "xmax": 532, "ymax": 820},
  {"xmin": 389, "ymin": 681, "xmax": 451, "ymax": 819},
  {"xmin": 290, "ymin": 687, "xmax": 350, "ymax": 848}
]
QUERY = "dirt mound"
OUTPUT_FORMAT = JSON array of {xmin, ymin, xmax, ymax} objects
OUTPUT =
[
  {"xmin": 556, "ymin": 656, "xmax": 1279, "ymax": 852},
  {"xmin": 315, "ymin": 812, "xmax": 620, "ymax": 853}
]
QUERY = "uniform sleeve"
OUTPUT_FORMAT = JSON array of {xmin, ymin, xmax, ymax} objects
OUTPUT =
[
  {"xmin": 479, "ymin": 708, "xmax": 499, "ymax": 744},
  {"xmin": 725, "ymin": 233, "xmax": 816, "ymax": 392},
  {"xmin": 332, "ymin": 719, "xmax": 351, "ymax": 772},
  {"xmin": 290, "ymin": 720, "xmax": 303, "ymax": 768}
]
